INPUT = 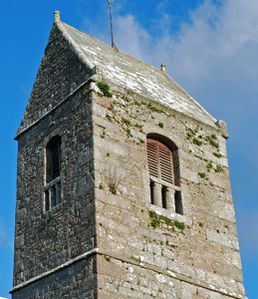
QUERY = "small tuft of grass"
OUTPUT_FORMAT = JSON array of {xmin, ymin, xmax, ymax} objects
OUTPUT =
[
  {"xmin": 125, "ymin": 128, "xmax": 132, "ymax": 138},
  {"xmin": 121, "ymin": 118, "xmax": 131, "ymax": 126},
  {"xmin": 146, "ymin": 103, "xmax": 164, "ymax": 113},
  {"xmin": 214, "ymin": 165, "xmax": 224, "ymax": 173},
  {"xmin": 135, "ymin": 123, "xmax": 143, "ymax": 129},
  {"xmin": 198, "ymin": 172, "xmax": 207, "ymax": 180},
  {"xmin": 174, "ymin": 221, "xmax": 185, "ymax": 231},
  {"xmin": 158, "ymin": 122, "xmax": 164, "ymax": 129},
  {"xmin": 97, "ymin": 81, "xmax": 112, "ymax": 98},
  {"xmin": 193, "ymin": 137, "xmax": 203, "ymax": 146},
  {"xmin": 138, "ymin": 138, "xmax": 145, "ymax": 144},
  {"xmin": 149, "ymin": 211, "xmax": 161, "ymax": 228},
  {"xmin": 206, "ymin": 136, "xmax": 219, "ymax": 149},
  {"xmin": 105, "ymin": 114, "xmax": 113, "ymax": 122},
  {"xmin": 206, "ymin": 161, "xmax": 213, "ymax": 172},
  {"xmin": 213, "ymin": 152, "xmax": 222, "ymax": 158},
  {"xmin": 99, "ymin": 183, "xmax": 104, "ymax": 190},
  {"xmin": 109, "ymin": 186, "xmax": 117, "ymax": 195}
]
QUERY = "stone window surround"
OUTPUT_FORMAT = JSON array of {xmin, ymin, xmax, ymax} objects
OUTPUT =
[{"xmin": 147, "ymin": 134, "xmax": 183, "ymax": 215}]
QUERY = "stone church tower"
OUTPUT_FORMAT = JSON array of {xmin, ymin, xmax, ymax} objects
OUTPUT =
[{"xmin": 11, "ymin": 11, "xmax": 246, "ymax": 299}]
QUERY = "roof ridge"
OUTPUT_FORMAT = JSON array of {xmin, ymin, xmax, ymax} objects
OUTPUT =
[{"xmin": 57, "ymin": 21, "xmax": 96, "ymax": 71}]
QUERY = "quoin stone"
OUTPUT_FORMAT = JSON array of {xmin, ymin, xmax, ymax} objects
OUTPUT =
[{"xmin": 11, "ymin": 11, "xmax": 247, "ymax": 299}]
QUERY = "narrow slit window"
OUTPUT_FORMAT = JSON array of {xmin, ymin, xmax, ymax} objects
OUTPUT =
[
  {"xmin": 45, "ymin": 190, "xmax": 50, "ymax": 212},
  {"xmin": 161, "ymin": 185, "xmax": 167, "ymax": 209},
  {"xmin": 150, "ymin": 181, "xmax": 155, "ymax": 205},
  {"xmin": 45, "ymin": 136, "xmax": 62, "ymax": 212},
  {"xmin": 175, "ymin": 191, "xmax": 183, "ymax": 215},
  {"xmin": 46, "ymin": 136, "xmax": 61, "ymax": 183}
]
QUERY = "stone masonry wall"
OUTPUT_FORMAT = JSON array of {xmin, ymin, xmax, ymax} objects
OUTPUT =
[
  {"xmin": 13, "ymin": 88, "xmax": 95, "ymax": 295},
  {"xmin": 12, "ymin": 258, "xmax": 96, "ymax": 299},
  {"xmin": 18, "ymin": 24, "xmax": 93, "ymax": 134},
  {"xmin": 92, "ymin": 88, "xmax": 246, "ymax": 299}
]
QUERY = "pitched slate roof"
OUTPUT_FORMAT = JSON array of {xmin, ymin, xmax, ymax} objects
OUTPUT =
[{"xmin": 57, "ymin": 21, "xmax": 217, "ymax": 127}]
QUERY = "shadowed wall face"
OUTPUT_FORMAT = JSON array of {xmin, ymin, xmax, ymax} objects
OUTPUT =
[{"xmin": 12, "ymin": 23, "xmax": 96, "ymax": 297}]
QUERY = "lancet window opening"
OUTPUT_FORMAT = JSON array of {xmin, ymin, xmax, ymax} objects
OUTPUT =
[
  {"xmin": 44, "ymin": 136, "xmax": 62, "ymax": 212},
  {"xmin": 147, "ymin": 137, "xmax": 183, "ymax": 214}
]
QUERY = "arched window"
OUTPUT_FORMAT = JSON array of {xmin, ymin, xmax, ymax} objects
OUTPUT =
[
  {"xmin": 44, "ymin": 136, "xmax": 62, "ymax": 212},
  {"xmin": 147, "ymin": 137, "xmax": 183, "ymax": 214}
]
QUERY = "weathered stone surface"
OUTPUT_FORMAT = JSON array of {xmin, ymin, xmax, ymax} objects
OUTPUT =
[
  {"xmin": 12, "ymin": 16, "xmax": 246, "ymax": 299},
  {"xmin": 12, "ymin": 258, "xmax": 96, "ymax": 299}
]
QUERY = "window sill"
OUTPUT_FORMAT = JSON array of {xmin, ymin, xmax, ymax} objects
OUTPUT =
[
  {"xmin": 149, "ymin": 204, "xmax": 192, "ymax": 226},
  {"xmin": 43, "ymin": 201, "xmax": 63, "ymax": 216}
]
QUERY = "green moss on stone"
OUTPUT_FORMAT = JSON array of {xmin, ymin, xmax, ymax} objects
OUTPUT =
[
  {"xmin": 198, "ymin": 172, "xmax": 208, "ymax": 180},
  {"xmin": 206, "ymin": 136, "xmax": 219, "ymax": 149},
  {"xmin": 192, "ymin": 137, "xmax": 203, "ymax": 146},
  {"xmin": 213, "ymin": 152, "xmax": 222, "ymax": 158},
  {"xmin": 121, "ymin": 117, "xmax": 131, "ymax": 126},
  {"xmin": 105, "ymin": 114, "xmax": 113, "ymax": 122},
  {"xmin": 97, "ymin": 81, "xmax": 112, "ymax": 98},
  {"xmin": 149, "ymin": 211, "xmax": 185, "ymax": 232},
  {"xmin": 174, "ymin": 220, "xmax": 185, "ymax": 231},
  {"xmin": 214, "ymin": 165, "xmax": 224, "ymax": 173},
  {"xmin": 158, "ymin": 122, "xmax": 164, "ymax": 129},
  {"xmin": 206, "ymin": 161, "xmax": 213, "ymax": 172},
  {"xmin": 109, "ymin": 186, "xmax": 117, "ymax": 195},
  {"xmin": 135, "ymin": 123, "xmax": 143, "ymax": 129},
  {"xmin": 146, "ymin": 103, "xmax": 164, "ymax": 114}
]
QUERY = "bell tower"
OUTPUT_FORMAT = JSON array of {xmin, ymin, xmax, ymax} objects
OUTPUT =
[{"xmin": 11, "ymin": 12, "xmax": 246, "ymax": 299}]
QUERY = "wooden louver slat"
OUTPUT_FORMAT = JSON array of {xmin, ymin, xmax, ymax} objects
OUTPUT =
[
  {"xmin": 147, "ymin": 139, "xmax": 174, "ymax": 184},
  {"xmin": 147, "ymin": 140, "xmax": 159, "ymax": 178}
]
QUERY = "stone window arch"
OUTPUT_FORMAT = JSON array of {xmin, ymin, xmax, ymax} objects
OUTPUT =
[
  {"xmin": 44, "ymin": 135, "xmax": 62, "ymax": 212},
  {"xmin": 147, "ymin": 135, "xmax": 183, "ymax": 214}
]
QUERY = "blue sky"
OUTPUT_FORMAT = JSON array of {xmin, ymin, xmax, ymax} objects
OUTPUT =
[{"xmin": 0, "ymin": 0, "xmax": 257, "ymax": 298}]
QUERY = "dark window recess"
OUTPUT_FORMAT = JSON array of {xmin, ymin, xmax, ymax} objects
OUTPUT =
[
  {"xmin": 161, "ymin": 186, "xmax": 167, "ymax": 209},
  {"xmin": 45, "ymin": 136, "xmax": 62, "ymax": 212},
  {"xmin": 46, "ymin": 136, "xmax": 61, "ymax": 183},
  {"xmin": 45, "ymin": 191, "xmax": 50, "ymax": 212},
  {"xmin": 150, "ymin": 181, "xmax": 155, "ymax": 205},
  {"xmin": 175, "ymin": 191, "xmax": 183, "ymax": 215}
]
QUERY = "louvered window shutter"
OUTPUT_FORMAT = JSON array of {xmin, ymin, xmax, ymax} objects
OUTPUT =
[
  {"xmin": 147, "ymin": 140, "xmax": 159, "ymax": 178},
  {"xmin": 147, "ymin": 139, "xmax": 174, "ymax": 184}
]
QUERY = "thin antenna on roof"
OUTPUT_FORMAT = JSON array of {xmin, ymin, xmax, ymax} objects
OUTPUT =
[{"xmin": 107, "ymin": 0, "xmax": 115, "ymax": 48}]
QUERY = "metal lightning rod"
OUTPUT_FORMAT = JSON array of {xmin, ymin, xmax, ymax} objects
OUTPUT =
[{"xmin": 107, "ymin": 0, "xmax": 115, "ymax": 48}]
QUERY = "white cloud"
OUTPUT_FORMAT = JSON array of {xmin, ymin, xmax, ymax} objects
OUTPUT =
[
  {"xmin": 109, "ymin": 0, "xmax": 258, "ymax": 169},
  {"xmin": 109, "ymin": 0, "xmax": 258, "ymax": 120}
]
